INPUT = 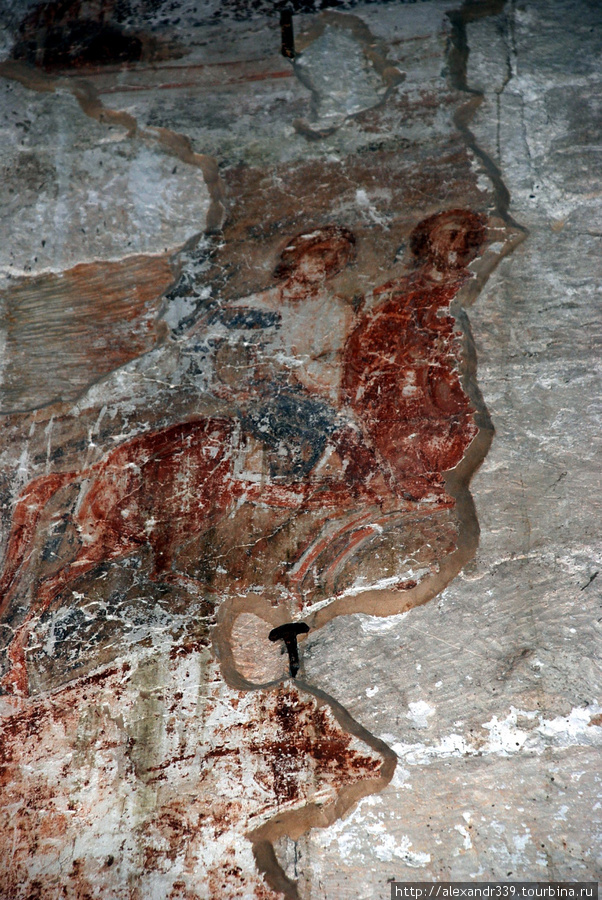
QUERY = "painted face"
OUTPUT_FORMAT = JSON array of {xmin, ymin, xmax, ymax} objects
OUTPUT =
[
  {"xmin": 273, "ymin": 225, "xmax": 356, "ymax": 289},
  {"xmin": 292, "ymin": 250, "xmax": 329, "ymax": 285},
  {"xmin": 410, "ymin": 209, "xmax": 487, "ymax": 272}
]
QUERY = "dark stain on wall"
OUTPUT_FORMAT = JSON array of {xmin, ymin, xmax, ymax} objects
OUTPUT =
[{"xmin": 11, "ymin": 0, "xmax": 182, "ymax": 70}]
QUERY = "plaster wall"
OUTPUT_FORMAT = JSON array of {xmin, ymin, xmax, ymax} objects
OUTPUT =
[{"xmin": 0, "ymin": 1, "xmax": 600, "ymax": 897}]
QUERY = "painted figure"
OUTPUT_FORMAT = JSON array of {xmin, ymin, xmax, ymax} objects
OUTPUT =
[
  {"xmin": 342, "ymin": 208, "xmax": 486, "ymax": 502},
  {"xmin": 0, "ymin": 211, "xmax": 487, "ymax": 695},
  {"xmin": 261, "ymin": 209, "xmax": 488, "ymax": 609},
  {"xmin": 0, "ymin": 229, "xmax": 367, "ymax": 694},
  {"xmin": 227, "ymin": 224, "xmax": 357, "ymax": 404}
]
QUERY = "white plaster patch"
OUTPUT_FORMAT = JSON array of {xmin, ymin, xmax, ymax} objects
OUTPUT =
[
  {"xmin": 536, "ymin": 706, "xmax": 602, "ymax": 744},
  {"xmin": 381, "ymin": 705, "xmax": 602, "ymax": 768},
  {"xmin": 388, "ymin": 733, "xmax": 473, "ymax": 766},
  {"xmin": 343, "ymin": 568, "xmax": 430, "ymax": 600},
  {"xmin": 314, "ymin": 793, "xmax": 430, "ymax": 867},
  {"xmin": 355, "ymin": 188, "xmax": 389, "ymax": 227},
  {"xmin": 391, "ymin": 763, "xmax": 412, "ymax": 789},
  {"xmin": 357, "ymin": 611, "xmax": 409, "ymax": 634},
  {"xmin": 454, "ymin": 823, "xmax": 473, "ymax": 852},
  {"xmin": 375, "ymin": 832, "xmax": 431, "ymax": 867},
  {"xmin": 482, "ymin": 710, "xmax": 532, "ymax": 754},
  {"xmin": 406, "ymin": 701, "xmax": 436, "ymax": 729}
]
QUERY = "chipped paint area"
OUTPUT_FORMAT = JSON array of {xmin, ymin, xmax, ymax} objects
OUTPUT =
[
  {"xmin": 312, "ymin": 794, "xmax": 432, "ymax": 868},
  {"xmin": 0, "ymin": 82, "xmax": 212, "ymax": 279},
  {"xmin": 382, "ymin": 705, "xmax": 602, "ymax": 768}
]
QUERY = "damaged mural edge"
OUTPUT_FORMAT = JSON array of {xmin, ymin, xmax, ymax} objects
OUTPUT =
[{"xmin": 0, "ymin": 1, "xmax": 528, "ymax": 897}]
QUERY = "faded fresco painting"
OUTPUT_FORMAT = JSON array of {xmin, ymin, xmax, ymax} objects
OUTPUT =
[{"xmin": 0, "ymin": 2, "xmax": 529, "ymax": 897}]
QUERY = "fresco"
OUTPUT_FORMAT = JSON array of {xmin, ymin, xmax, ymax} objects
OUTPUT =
[
  {"xmin": 0, "ymin": 2, "xmax": 525, "ymax": 896},
  {"xmin": 1, "ymin": 210, "xmax": 489, "ymax": 691}
]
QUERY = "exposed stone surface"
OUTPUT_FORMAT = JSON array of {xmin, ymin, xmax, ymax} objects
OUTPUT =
[{"xmin": 0, "ymin": 0, "xmax": 599, "ymax": 897}]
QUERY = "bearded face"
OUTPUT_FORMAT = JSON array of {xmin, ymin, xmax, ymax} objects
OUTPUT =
[{"xmin": 410, "ymin": 209, "xmax": 487, "ymax": 273}]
